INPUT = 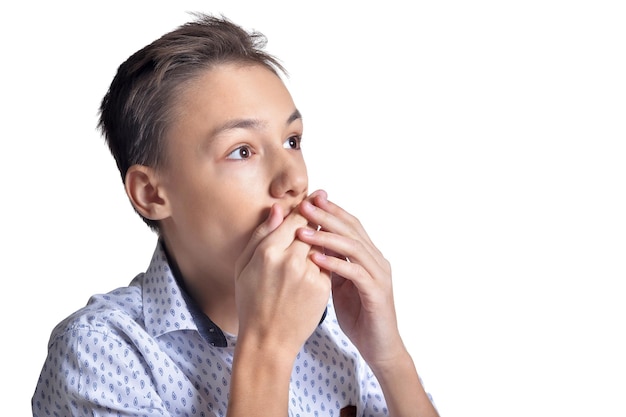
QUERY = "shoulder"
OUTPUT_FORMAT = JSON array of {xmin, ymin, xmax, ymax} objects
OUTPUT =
[{"xmin": 46, "ymin": 274, "xmax": 145, "ymax": 349}]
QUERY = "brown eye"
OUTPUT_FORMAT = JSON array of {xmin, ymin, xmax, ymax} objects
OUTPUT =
[
  {"xmin": 239, "ymin": 147, "xmax": 250, "ymax": 158},
  {"xmin": 283, "ymin": 135, "xmax": 301, "ymax": 150},
  {"xmin": 227, "ymin": 145, "xmax": 252, "ymax": 160}
]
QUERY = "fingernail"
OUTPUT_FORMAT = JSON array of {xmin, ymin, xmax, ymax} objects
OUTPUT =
[
  {"xmin": 300, "ymin": 228, "xmax": 315, "ymax": 237},
  {"xmin": 312, "ymin": 252, "xmax": 327, "ymax": 261}
]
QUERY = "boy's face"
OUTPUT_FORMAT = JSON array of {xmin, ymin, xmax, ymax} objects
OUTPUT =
[{"xmin": 157, "ymin": 63, "xmax": 308, "ymax": 284}]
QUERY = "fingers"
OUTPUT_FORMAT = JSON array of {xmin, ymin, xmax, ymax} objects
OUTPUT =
[
  {"xmin": 308, "ymin": 190, "xmax": 375, "ymax": 247},
  {"xmin": 297, "ymin": 190, "xmax": 392, "ymax": 288},
  {"xmin": 302, "ymin": 230, "xmax": 388, "ymax": 289},
  {"xmin": 298, "ymin": 191, "xmax": 386, "ymax": 269}
]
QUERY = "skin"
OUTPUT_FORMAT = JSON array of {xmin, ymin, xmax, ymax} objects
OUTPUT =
[{"xmin": 125, "ymin": 62, "xmax": 439, "ymax": 417}]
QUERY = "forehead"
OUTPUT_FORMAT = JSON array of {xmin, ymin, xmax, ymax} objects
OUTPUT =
[
  {"xmin": 171, "ymin": 63, "xmax": 295, "ymax": 127},
  {"xmin": 161, "ymin": 63, "xmax": 299, "ymax": 156}
]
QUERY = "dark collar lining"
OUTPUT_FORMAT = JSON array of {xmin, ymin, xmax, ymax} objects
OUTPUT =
[{"xmin": 160, "ymin": 240, "xmax": 228, "ymax": 348}]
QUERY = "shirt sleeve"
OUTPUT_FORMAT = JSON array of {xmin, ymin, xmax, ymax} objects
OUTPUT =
[
  {"xmin": 32, "ymin": 325, "xmax": 168, "ymax": 417},
  {"xmin": 357, "ymin": 361, "xmax": 389, "ymax": 417}
]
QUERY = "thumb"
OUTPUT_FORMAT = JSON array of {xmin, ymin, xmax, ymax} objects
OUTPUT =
[{"xmin": 235, "ymin": 204, "xmax": 284, "ymax": 275}]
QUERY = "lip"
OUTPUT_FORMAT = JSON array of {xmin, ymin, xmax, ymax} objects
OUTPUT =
[
  {"xmin": 258, "ymin": 192, "xmax": 308, "ymax": 226},
  {"xmin": 257, "ymin": 203, "xmax": 295, "ymax": 227},
  {"xmin": 281, "ymin": 195, "xmax": 307, "ymax": 219}
]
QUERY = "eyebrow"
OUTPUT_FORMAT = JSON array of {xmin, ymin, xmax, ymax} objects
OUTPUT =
[
  {"xmin": 287, "ymin": 109, "xmax": 302, "ymax": 125},
  {"xmin": 212, "ymin": 109, "xmax": 302, "ymax": 136}
]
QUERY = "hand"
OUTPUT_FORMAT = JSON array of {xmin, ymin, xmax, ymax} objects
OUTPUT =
[
  {"xmin": 296, "ymin": 190, "xmax": 405, "ymax": 366},
  {"xmin": 234, "ymin": 201, "xmax": 331, "ymax": 357}
]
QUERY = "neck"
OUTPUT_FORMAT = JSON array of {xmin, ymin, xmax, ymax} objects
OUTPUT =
[{"xmin": 160, "ymin": 237, "xmax": 240, "ymax": 335}]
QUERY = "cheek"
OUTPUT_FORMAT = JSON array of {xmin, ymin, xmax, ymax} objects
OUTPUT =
[
  {"xmin": 204, "ymin": 205, "xmax": 266, "ymax": 270},
  {"xmin": 206, "ymin": 197, "xmax": 265, "ymax": 243}
]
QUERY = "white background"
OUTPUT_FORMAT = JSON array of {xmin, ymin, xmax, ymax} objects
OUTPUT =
[{"xmin": 1, "ymin": 1, "xmax": 624, "ymax": 416}]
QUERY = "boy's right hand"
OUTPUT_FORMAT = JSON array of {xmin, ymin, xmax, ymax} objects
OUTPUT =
[{"xmin": 234, "ymin": 197, "xmax": 331, "ymax": 357}]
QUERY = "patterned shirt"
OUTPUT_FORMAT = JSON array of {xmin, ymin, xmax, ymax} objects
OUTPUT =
[{"xmin": 32, "ymin": 241, "xmax": 389, "ymax": 417}]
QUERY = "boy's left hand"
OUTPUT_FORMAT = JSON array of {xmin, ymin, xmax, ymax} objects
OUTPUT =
[{"xmin": 297, "ymin": 189, "xmax": 406, "ymax": 368}]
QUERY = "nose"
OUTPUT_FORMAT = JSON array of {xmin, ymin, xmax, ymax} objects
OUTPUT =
[{"xmin": 269, "ymin": 150, "xmax": 308, "ymax": 201}]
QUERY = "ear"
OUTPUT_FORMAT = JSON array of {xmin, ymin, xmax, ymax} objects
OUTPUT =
[{"xmin": 125, "ymin": 165, "xmax": 171, "ymax": 221}]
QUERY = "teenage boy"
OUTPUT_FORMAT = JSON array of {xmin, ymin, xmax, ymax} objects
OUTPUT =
[{"xmin": 32, "ymin": 14, "xmax": 439, "ymax": 417}]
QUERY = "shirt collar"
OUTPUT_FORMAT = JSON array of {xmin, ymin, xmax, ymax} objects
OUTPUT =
[{"xmin": 142, "ymin": 240, "xmax": 228, "ymax": 347}]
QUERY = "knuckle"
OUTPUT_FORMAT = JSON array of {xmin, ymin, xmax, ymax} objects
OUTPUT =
[
  {"xmin": 283, "ymin": 252, "xmax": 303, "ymax": 274},
  {"xmin": 345, "ymin": 212, "xmax": 361, "ymax": 228},
  {"xmin": 349, "ymin": 261, "xmax": 366, "ymax": 279},
  {"xmin": 348, "ymin": 238, "xmax": 363, "ymax": 254},
  {"xmin": 258, "ymin": 244, "xmax": 280, "ymax": 266},
  {"xmin": 382, "ymin": 258, "xmax": 392, "ymax": 274}
]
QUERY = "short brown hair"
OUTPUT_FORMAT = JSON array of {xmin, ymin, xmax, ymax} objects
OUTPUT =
[{"xmin": 98, "ymin": 13, "xmax": 286, "ymax": 231}]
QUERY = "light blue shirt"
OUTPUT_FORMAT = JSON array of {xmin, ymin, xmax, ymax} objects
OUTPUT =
[{"xmin": 32, "ymin": 242, "xmax": 389, "ymax": 416}]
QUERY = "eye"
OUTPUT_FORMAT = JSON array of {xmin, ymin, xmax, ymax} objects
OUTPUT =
[
  {"xmin": 283, "ymin": 135, "xmax": 302, "ymax": 150},
  {"xmin": 226, "ymin": 145, "xmax": 253, "ymax": 160}
]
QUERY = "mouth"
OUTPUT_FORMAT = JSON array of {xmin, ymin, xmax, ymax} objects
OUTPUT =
[
  {"xmin": 258, "ymin": 191, "xmax": 309, "ymax": 227},
  {"xmin": 257, "ymin": 204, "xmax": 291, "ymax": 225}
]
